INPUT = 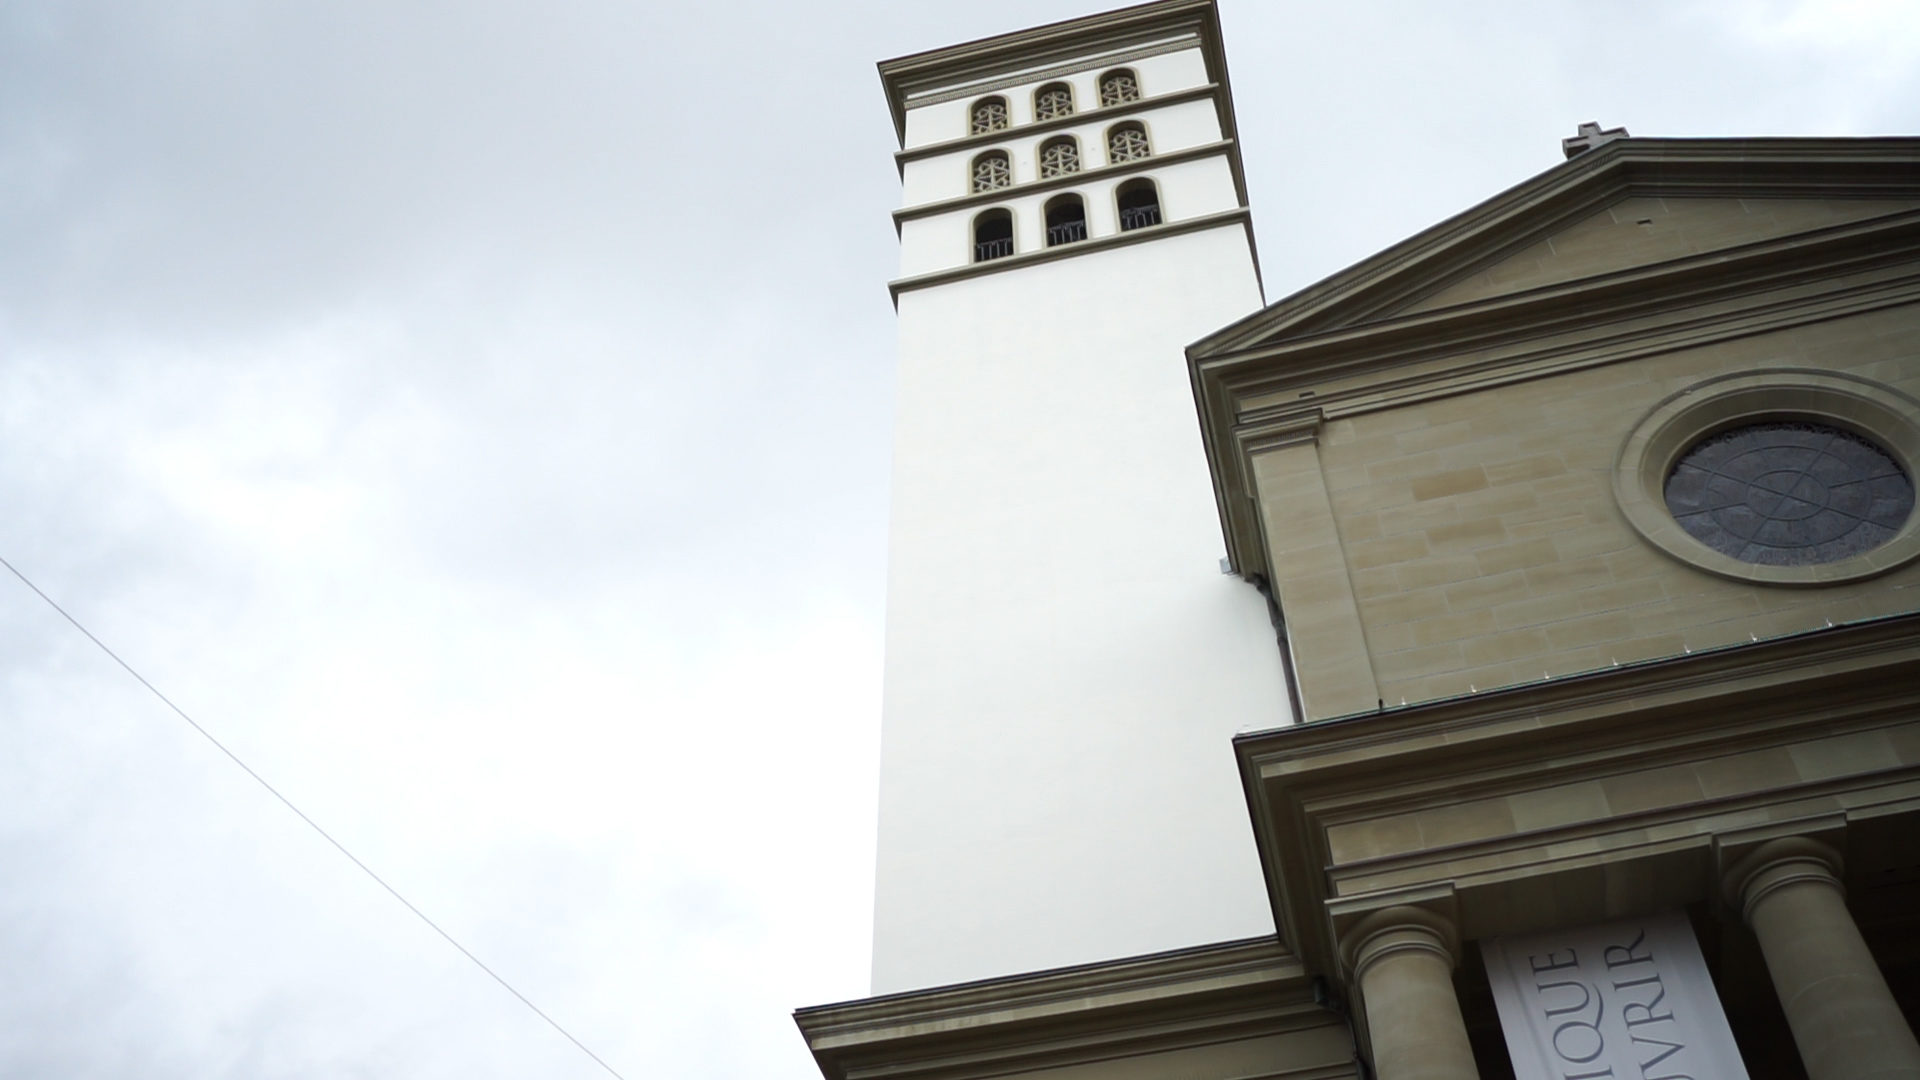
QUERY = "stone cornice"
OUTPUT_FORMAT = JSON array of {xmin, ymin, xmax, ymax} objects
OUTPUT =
[
  {"xmin": 1232, "ymin": 610, "xmax": 1920, "ymax": 991},
  {"xmin": 877, "ymin": 0, "xmax": 1230, "ymax": 145},
  {"xmin": 1217, "ymin": 209, "xmax": 1920, "ymax": 400},
  {"xmin": 889, "ymin": 35, "xmax": 1198, "ymax": 114},
  {"xmin": 793, "ymin": 935, "xmax": 1325, "ymax": 1080},
  {"xmin": 1190, "ymin": 137, "xmax": 1920, "ymax": 356}
]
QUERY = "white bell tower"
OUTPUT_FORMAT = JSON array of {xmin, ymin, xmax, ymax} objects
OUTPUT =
[{"xmin": 872, "ymin": 0, "xmax": 1292, "ymax": 994}]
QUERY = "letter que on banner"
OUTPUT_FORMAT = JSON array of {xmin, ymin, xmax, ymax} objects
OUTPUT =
[{"xmin": 1481, "ymin": 909, "xmax": 1749, "ymax": 1080}]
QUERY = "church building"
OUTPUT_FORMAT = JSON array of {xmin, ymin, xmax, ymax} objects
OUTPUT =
[{"xmin": 797, "ymin": 2, "xmax": 1920, "ymax": 1077}]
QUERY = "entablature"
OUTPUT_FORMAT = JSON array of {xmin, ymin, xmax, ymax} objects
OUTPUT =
[
  {"xmin": 794, "ymin": 935, "xmax": 1343, "ymax": 1080},
  {"xmin": 1233, "ymin": 610, "xmax": 1920, "ymax": 995}
]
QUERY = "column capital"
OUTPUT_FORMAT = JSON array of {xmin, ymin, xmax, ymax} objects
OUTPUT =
[
  {"xmin": 1721, "ymin": 836, "xmax": 1845, "ymax": 925},
  {"xmin": 1340, "ymin": 905, "xmax": 1461, "ymax": 982}
]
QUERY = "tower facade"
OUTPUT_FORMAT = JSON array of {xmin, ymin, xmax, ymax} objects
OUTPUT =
[{"xmin": 872, "ymin": 0, "xmax": 1292, "ymax": 993}]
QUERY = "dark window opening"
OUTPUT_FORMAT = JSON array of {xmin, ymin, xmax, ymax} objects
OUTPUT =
[
  {"xmin": 1045, "ymin": 195, "xmax": 1088, "ymax": 246},
  {"xmin": 1116, "ymin": 179, "xmax": 1162, "ymax": 231},
  {"xmin": 973, "ymin": 210, "xmax": 1014, "ymax": 261}
]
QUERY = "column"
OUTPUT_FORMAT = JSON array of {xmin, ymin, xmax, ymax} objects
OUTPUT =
[
  {"xmin": 1343, "ymin": 906, "xmax": 1480, "ymax": 1080},
  {"xmin": 1724, "ymin": 837, "xmax": 1920, "ymax": 1080}
]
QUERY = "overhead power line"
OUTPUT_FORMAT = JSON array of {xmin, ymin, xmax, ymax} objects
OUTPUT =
[{"xmin": 0, "ymin": 553, "xmax": 628, "ymax": 1080}]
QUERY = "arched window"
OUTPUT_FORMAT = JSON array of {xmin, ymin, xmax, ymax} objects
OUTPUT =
[
  {"xmin": 1106, "ymin": 122, "xmax": 1151, "ymax": 164},
  {"xmin": 1038, "ymin": 136, "xmax": 1081, "ymax": 179},
  {"xmin": 1045, "ymin": 194, "xmax": 1088, "ymax": 246},
  {"xmin": 1098, "ymin": 69, "xmax": 1140, "ymax": 107},
  {"xmin": 969, "ymin": 96, "xmax": 1008, "ymax": 135},
  {"xmin": 971, "ymin": 150, "xmax": 1012, "ymax": 193},
  {"xmin": 1033, "ymin": 82, "xmax": 1074, "ymax": 121},
  {"xmin": 973, "ymin": 209, "xmax": 1014, "ymax": 262},
  {"xmin": 1116, "ymin": 178, "xmax": 1162, "ymax": 231}
]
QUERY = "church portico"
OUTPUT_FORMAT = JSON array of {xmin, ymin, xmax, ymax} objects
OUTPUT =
[{"xmin": 1239, "ymin": 613, "xmax": 1920, "ymax": 1077}]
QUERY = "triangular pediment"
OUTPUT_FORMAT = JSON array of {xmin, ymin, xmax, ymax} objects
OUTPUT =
[
  {"xmin": 1396, "ymin": 193, "xmax": 1920, "ymax": 316},
  {"xmin": 1190, "ymin": 137, "xmax": 1920, "ymax": 357}
]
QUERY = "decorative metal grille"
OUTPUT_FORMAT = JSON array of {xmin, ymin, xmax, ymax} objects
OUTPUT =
[
  {"xmin": 1107, "ymin": 125, "xmax": 1150, "ymax": 163},
  {"xmin": 1098, "ymin": 71, "xmax": 1140, "ymax": 107},
  {"xmin": 1664, "ymin": 421, "xmax": 1914, "ymax": 565},
  {"xmin": 1038, "ymin": 140, "xmax": 1080, "ymax": 179},
  {"xmin": 970, "ymin": 98, "xmax": 1008, "ymax": 135},
  {"xmin": 974, "ymin": 236, "xmax": 1014, "ymax": 261},
  {"xmin": 1034, "ymin": 85, "xmax": 1074, "ymax": 121},
  {"xmin": 1118, "ymin": 203, "xmax": 1161, "ymax": 231},
  {"xmin": 971, "ymin": 153, "xmax": 1011, "ymax": 192},
  {"xmin": 1045, "ymin": 196, "xmax": 1087, "ymax": 247}
]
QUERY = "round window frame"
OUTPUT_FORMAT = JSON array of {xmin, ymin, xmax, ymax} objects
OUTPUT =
[{"xmin": 1613, "ymin": 369, "xmax": 1920, "ymax": 586}]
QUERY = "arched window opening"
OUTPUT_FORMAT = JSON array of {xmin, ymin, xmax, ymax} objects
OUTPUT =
[
  {"xmin": 971, "ymin": 151, "xmax": 1012, "ymax": 193},
  {"xmin": 1107, "ymin": 122, "xmax": 1151, "ymax": 164},
  {"xmin": 1098, "ymin": 69, "xmax": 1140, "ymax": 107},
  {"xmin": 1116, "ymin": 178, "xmax": 1162, "ymax": 232},
  {"xmin": 1033, "ymin": 82, "xmax": 1074, "ymax": 121},
  {"xmin": 969, "ymin": 96, "xmax": 1009, "ymax": 135},
  {"xmin": 973, "ymin": 209, "xmax": 1014, "ymax": 262},
  {"xmin": 1038, "ymin": 137, "xmax": 1081, "ymax": 179},
  {"xmin": 1045, "ymin": 194, "xmax": 1088, "ymax": 247}
]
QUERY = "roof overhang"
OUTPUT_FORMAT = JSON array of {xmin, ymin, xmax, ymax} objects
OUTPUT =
[
  {"xmin": 792, "ymin": 935, "xmax": 1324, "ymax": 1080},
  {"xmin": 876, "ymin": 0, "xmax": 1239, "ymax": 148}
]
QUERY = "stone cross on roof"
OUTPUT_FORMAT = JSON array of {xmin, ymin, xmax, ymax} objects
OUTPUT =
[{"xmin": 1562, "ymin": 121, "xmax": 1630, "ymax": 159}]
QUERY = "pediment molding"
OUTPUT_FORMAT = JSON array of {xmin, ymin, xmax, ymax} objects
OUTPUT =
[{"xmin": 1193, "ymin": 137, "xmax": 1920, "ymax": 356}]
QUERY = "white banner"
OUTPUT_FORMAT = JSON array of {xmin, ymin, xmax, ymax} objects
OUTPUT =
[{"xmin": 1480, "ymin": 909, "xmax": 1750, "ymax": 1080}]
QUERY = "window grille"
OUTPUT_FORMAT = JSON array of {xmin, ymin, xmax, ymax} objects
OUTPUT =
[
  {"xmin": 1038, "ymin": 138, "xmax": 1080, "ymax": 179},
  {"xmin": 1107, "ymin": 124, "xmax": 1151, "ymax": 163},
  {"xmin": 1047, "ymin": 220, "xmax": 1087, "ymax": 245},
  {"xmin": 973, "ymin": 210, "xmax": 1014, "ymax": 262},
  {"xmin": 975, "ymin": 235, "xmax": 1014, "ymax": 260},
  {"xmin": 1116, "ymin": 179, "xmax": 1161, "ymax": 231},
  {"xmin": 1034, "ymin": 83, "xmax": 1074, "ymax": 121},
  {"xmin": 1045, "ymin": 195, "xmax": 1088, "ymax": 246},
  {"xmin": 970, "ymin": 97, "xmax": 1008, "ymax": 135},
  {"xmin": 1098, "ymin": 70, "xmax": 1140, "ymax": 107},
  {"xmin": 971, "ymin": 152, "xmax": 1012, "ymax": 193}
]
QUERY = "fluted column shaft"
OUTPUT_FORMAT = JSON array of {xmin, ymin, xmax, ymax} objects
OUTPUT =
[
  {"xmin": 1344, "ymin": 906, "xmax": 1481, "ymax": 1080},
  {"xmin": 1725, "ymin": 837, "xmax": 1920, "ymax": 1080}
]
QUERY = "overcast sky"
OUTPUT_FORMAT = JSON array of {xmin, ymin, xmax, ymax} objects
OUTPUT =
[{"xmin": 2, "ymin": 2, "xmax": 1918, "ymax": 1077}]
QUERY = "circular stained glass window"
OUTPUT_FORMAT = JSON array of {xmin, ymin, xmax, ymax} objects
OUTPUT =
[{"xmin": 1664, "ymin": 421, "xmax": 1915, "ymax": 566}]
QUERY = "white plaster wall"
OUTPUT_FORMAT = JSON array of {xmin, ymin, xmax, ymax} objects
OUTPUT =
[
  {"xmin": 899, "ymin": 41, "xmax": 1209, "ymax": 150},
  {"xmin": 1130, "ymin": 47, "xmax": 1209, "ymax": 96},
  {"xmin": 896, "ymin": 153, "xmax": 1242, "ymax": 279},
  {"xmin": 899, "ymin": 94, "xmax": 1226, "ymax": 208},
  {"xmin": 872, "ymin": 223, "xmax": 1292, "ymax": 994},
  {"xmin": 902, "ymin": 96, "xmax": 974, "ymax": 151}
]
